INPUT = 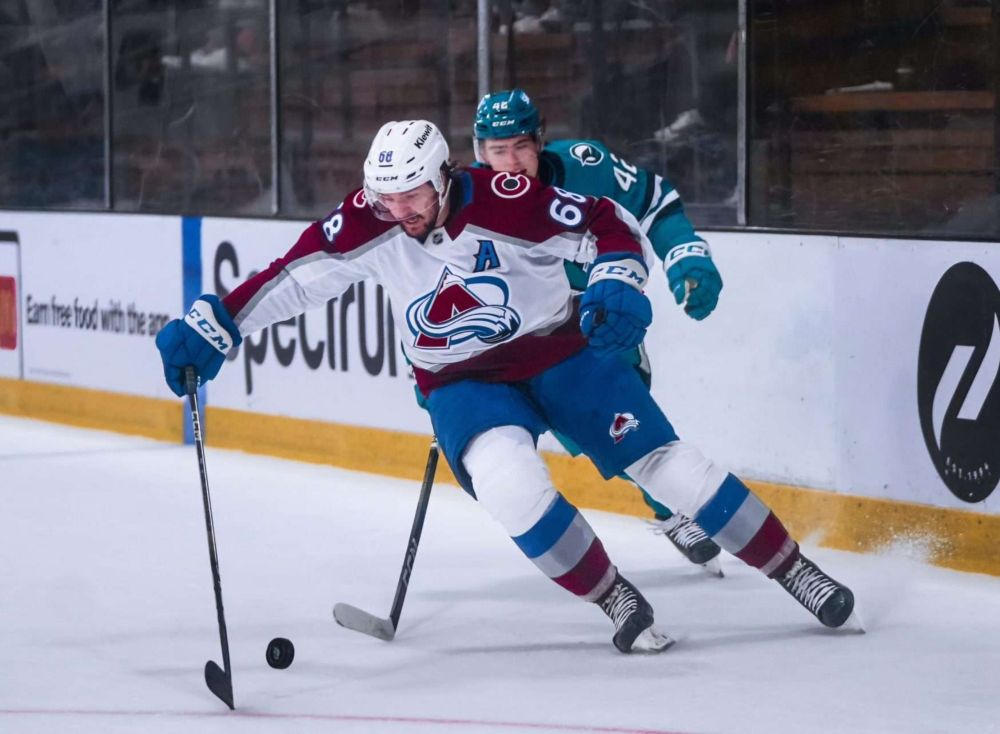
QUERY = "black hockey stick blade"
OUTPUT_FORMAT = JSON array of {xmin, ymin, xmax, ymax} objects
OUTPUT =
[
  {"xmin": 333, "ymin": 602, "xmax": 396, "ymax": 641},
  {"xmin": 204, "ymin": 660, "xmax": 234, "ymax": 709}
]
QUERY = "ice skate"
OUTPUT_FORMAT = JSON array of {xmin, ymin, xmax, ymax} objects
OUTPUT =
[
  {"xmin": 650, "ymin": 514, "xmax": 723, "ymax": 576},
  {"xmin": 777, "ymin": 554, "xmax": 855, "ymax": 628},
  {"xmin": 597, "ymin": 573, "xmax": 675, "ymax": 653}
]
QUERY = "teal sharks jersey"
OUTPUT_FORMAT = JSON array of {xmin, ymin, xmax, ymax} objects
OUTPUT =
[{"xmin": 539, "ymin": 140, "xmax": 705, "ymax": 290}]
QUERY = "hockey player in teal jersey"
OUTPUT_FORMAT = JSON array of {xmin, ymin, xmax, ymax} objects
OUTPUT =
[{"xmin": 474, "ymin": 88, "xmax": 724, "ymax": 572}]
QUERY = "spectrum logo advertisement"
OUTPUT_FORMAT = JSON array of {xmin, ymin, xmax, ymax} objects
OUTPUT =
[
  {"xmin": 0, "ymin": 276, "xmax": 16, "ymax": 350},
  {"xmin": 917, "ymin": 262, "xmax": 1000, "ymax": 503}
]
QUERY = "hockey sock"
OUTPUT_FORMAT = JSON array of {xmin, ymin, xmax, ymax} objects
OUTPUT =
[
  {"xmin": 512, "ymin": 494, "xmax": 617, "ymax": 601},
  {"xmin": 463, "ymin": 426, "xmax": 617, "ymax": 601},
  {"xmin": 694, "ymin": 474, "xmax": 799, "ymax": 578}
]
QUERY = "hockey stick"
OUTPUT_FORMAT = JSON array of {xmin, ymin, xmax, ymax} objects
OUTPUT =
[
  {"xmin": 185, "ymin": 366, "xmax": 235, "ymax": 710},
  {"xmin": 333, "ymin": 439, "xmax": 439, "ymax": 641}
]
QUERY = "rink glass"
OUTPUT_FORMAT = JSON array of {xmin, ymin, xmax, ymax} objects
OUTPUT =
[{"xmin": 0, "ymin": 1, "xmax": 996, "ymax": 240}]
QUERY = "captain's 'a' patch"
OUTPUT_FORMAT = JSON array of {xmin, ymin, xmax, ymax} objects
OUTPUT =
[
  {"xmin": 474, "ymin": 239, "xmax": 501, "ymax": 272},
  {"xmin": 570, "ymin": 143, "xmax": 604, "ymax": 167}
]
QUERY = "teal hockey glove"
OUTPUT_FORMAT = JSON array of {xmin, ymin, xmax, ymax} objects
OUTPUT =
[{"xmin": 665, "ymin": 242, "xmax": 723, "ymax": 321}]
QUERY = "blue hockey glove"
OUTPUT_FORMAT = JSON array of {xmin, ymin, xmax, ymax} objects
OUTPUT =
[
  {"xmin": 665, "ymin": 242, "xmax": 723, "ymax": 321},
  {"xmin": 580, "ymin": 255, "xmax": 652, "ymax": 355},
  {"xmin": 155, "ymin": 295, "xmax": 242, "ymax": 397}
]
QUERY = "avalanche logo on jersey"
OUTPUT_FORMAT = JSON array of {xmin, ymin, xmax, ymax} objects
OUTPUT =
[
  {"xmin": 570, "ymin": 143, "xmax": 605, "ymax": 167},
  {"xmin": 609, "ymin": 412, "xmax": 640, "ymax": 444},
  {"xmin": 406, "ymin": 267, "xmax": 522, "ymax": 349}
]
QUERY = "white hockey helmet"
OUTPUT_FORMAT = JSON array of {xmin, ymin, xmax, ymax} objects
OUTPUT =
[{"xmin": 363, "ymin": 120, "xmax": 451, "ymax": 220}]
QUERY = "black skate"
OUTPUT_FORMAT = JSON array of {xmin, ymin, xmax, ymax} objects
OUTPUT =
[
  {"xmin": 651, "ymin": 514, "xmax": 723, "ymax": 575},
  {"xmin": 597, "ymin": 573, "xmax": 675, "ymax": 653},
  {"xmin": 777, "ymin": 555, "xmax": 855, "ymax": 628}
]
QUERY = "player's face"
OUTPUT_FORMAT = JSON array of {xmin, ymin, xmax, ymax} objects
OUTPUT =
[
  {"xmin": 480, "ymin": 134, "xmax": 541, "ymax": 178},
  {"xmin": 372, "ymin": 183, "xmax": 441, "ymax": 238}
]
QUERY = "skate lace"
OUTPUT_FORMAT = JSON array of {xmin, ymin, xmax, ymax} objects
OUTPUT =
[
  {"xmin": 649, "ymin": 515, "xmax": 708, "ymax": 550},
  {"xmin": 600, "ymin": 582, "xmax": 639, "ymax": 631},
  {"xmin": 781, "ymin": 558, "xmax": 838, "ymax": 614}
]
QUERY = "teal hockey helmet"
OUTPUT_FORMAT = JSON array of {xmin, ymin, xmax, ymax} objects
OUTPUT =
[{"xmin": 473, "ymin": 88, "xmax": 543, "ymax": 140}]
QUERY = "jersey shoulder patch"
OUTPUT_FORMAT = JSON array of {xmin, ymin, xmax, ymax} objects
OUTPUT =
[
  {"xmin": 458, "ymin": 166, "xmax": 583, "ymax": 242},
  {"xmin": 489, "ymin": 170, "xmax": 533, "ymax": 199},
  {"xmin": 546, "ymin": 139, "xmax": 648, "ymax": 212},
  {"xmin": 464, "ymin": 165, "xmax": 542, "ymax": 202},
  {"xmin": 568, "ymin": 141, "xmax": 606, "ymax": 167},
  {"xmin": 548, "ymin": 139, "xmax": 611, "ymax": 169},
  {"xmin": 544, "ymin": 139, "xmax": 617, "ymax": 199}
]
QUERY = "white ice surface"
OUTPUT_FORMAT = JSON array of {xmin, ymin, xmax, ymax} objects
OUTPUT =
[{"xmin": 1, "ymin": 415, "xmax": 999, "ymax": 734}]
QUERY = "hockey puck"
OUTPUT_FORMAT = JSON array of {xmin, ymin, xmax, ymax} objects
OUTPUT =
[{"xmin": 266, "ymin": 637, "xmax": 295, "ymax": 669}]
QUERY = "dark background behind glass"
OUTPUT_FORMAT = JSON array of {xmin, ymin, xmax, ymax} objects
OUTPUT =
[
  {"xmin": 111, "ymin": 0, "xmax": 272, "ymax": 214},
  {"xmin": 1, "ymin": 0, "xmax": 997, "ymax": 240},
  {"xmin": 0, "ymin": 1, "xmax": 105, "ymax": 208},
  {"xmin": 278, "ymin": 1, "xmax": 479, "ymax": 217},
  {"xmin": 492, "ymin": 0, "xmax": 739, "ymax": 225},
  {"xmin": 750, "ymin": 0, "xmax": 999, "ymax": 237}
]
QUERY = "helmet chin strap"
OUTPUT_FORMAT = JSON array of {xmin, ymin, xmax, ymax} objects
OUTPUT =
[{"xmin": 434, "ymin": 175, "xmax": 452, "ymax": 225}]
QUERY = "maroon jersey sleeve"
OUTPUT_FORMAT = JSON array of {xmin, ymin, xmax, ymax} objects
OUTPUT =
[
  {"xmin": 460, "ymin": 168, "xmax": 645, "ymax": 260},
  {"xmin": 222, "ymin": 221, "xmax": 329, "ymax": 321},
  {"xmin": 222, "ymin": 189, "xmax": 395, "ymax": 331}
]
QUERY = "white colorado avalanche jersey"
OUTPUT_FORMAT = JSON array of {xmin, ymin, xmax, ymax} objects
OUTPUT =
[{"xmin": 223, "ymin": 167, "xmax": 649, "ymax": 394}]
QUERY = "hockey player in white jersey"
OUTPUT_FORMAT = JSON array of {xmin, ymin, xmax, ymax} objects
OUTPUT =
[{"xmin": 156, "ymin": 120, "xmax": 857, "ymax": 653}]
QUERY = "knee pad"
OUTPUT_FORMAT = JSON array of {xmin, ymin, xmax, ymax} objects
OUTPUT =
[
  {"xmin": 625, "ymin": 441, "xmax": 728, "ymax": 517},
  {"xmin": 462, "ymin": 425, "xmax": 558, "ymax": 537}
]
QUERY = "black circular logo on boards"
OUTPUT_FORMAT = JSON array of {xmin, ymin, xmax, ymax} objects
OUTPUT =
[{"xmin": 917, "ymin": 262, "xmax": 1000, "ymax": 503}]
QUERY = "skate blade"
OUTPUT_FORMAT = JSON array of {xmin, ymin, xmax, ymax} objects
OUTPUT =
[
  {"xmin": 630, "ymin": 625, "xmax": 676, "ymax": 654},
  {"xmin": 840, "ymin": 609, "xmax": 866, "ymax": 634},
  {"xmin": 702, "ymin": 556, "xmax": 724, "ymax": 578}
]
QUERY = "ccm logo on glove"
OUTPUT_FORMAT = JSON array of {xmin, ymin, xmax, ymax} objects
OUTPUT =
[
  {"xmin": 587, "ymin": 258, "xmax": 648, "ymax": 289},
  {"xmin": 665, "ymin": 242, "xmax": 711, "ymax": 264},
  {"xmin": 663, "ymin": 241, "xmax": 722, "ymax": 321},
  {"xmin": 184, "ymin": 299, "xmax": 235, "ymax": 354}
]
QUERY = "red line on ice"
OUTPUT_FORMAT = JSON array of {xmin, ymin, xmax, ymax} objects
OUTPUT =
[{"xmin": 0, "ymin": 708, "xmax": 697, "ymax": 734}]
